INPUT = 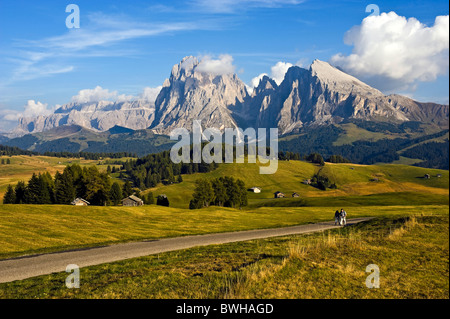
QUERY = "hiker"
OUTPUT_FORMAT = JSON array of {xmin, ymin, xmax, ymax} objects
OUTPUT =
[
  {"xmin": 334, "ymin": 210, "xmax": 340, "ymax": 226},
  {"xmin": 340, "ymin": 208, "xmax": 347, "ymax": 226}
]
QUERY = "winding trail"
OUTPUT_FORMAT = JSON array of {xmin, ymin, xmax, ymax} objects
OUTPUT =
[{"xmin": 0, "ymin": 217, "xmax": 373, "ymax": 283}]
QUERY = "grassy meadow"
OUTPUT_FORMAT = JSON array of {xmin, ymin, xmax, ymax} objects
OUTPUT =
[
  {"xmin": 0, "ymin": 209, "xmax": 447, "ymax": 299},
  {"xmin": 0, "ymin": 154, "xmax": 448, "ymax": 298},
  {"xmin": 0, "ymin": 155, "xmax": 123, "ymax": 201}
]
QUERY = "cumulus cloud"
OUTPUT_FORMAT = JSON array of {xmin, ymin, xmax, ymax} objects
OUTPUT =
[
  {"xmin": 249, "ymin": 73, "xmax": 269, "ymax": 91},
  {"xmin": 3, "ymin": 100, "xmax": 53, "ymax": 121},
  {"xmin": 140, "ymin": 86, "xmax": 162, "ymax": 103},
  {"xmin": 330, "ymin": 12, "xmax": 449, "ymax": 91},
  {"xmin": 270, "ymin": 62, "xmax": 294, "ymax": 85},
  {"xmin": 196, "ymin": 54, "xmax": 236, "ymax": 75},
  {"xmin": 249, "ymin": 60, "xmax": 304, "ymax": 90},
  {"xmin": 71, "ymin": 86, "xmax": 133, "ymax": 104},
  {"xmin": 70, "ymin": 85, "xmax": 164, "ymax": 104}
]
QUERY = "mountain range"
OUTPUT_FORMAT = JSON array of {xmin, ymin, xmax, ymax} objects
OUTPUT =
[
  {"xmin": 2, "ymin": 56, "xmax": 449, "ymax": 168},
  {"xmin": 10, "ymin": 57, "xmax": 449, "ymax": 137}
]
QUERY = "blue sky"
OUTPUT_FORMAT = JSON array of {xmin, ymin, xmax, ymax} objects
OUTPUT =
[{"xmin": 0, "ymin": 0, "xmax": 448, "ymax": 131}]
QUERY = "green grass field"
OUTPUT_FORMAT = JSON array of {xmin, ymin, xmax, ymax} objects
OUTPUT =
[
  {"xmin": 0, "ymin": 209, "xmax": 447, "ymax": 299},
  {"xmin": 145, "ymin": 159, "xmax": 448, "ymax": 208},
  {"xmin": 3, "ymin": 204, "xmax": 447, "ymax": 260},
  {"xmin": 0, "ymin": 155, "xmax": 121, "ymax": 201},
  {"xmin": 0, "ymin": 155, "xmax": 448, "ymax": 298}
]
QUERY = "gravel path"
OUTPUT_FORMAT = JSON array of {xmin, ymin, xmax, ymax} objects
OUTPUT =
[{"xmin": 0, "ymin": 217, "xmax": 373, "ymax": 283}]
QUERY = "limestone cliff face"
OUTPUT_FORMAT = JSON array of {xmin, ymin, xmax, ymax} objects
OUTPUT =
[
  {"xmin": 250, "ymin": 60, "xmax": 417, "ymax": 134},
  {"xmin": 151, "ymin": 56, "xmax": 249, "ymax": 134},
  {"xmin": 12, "ymin": 99, "xmax": 155, "ymax": 137}
]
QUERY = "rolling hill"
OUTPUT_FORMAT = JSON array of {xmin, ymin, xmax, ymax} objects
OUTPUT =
[{"xmin": 142, "ymin": 159, "xmax": 449, "ymax": 209}]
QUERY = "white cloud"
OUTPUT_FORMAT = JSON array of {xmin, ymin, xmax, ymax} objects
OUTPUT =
[
  {"xmin": 70, "ymin": 85, "xmax": 163, "ymax": 104},
  {"xmin": 140, "ymin": 86, "xmax": 163, "ymax": 103},
  {"xmin": 330, "ymin": 12, "xmax": 449, "ymax": 91},
  {"xmin": 1, "ymin": 100, "xmax": 53, "ymax": 125},
  {"xmin": 250, "ymin": 73, "xmax": 269, "ymax": 90},
  {"xmin": 196, "ymin": 54, "xmax": 236, "ymax": 75},
  {"xmin": 71, "ymin": 86, "xmax": 123, "ymax": 104},
  {"xmin": 270, "ymin": 62, "xmax": 294, "ymax": 85},
  {"xmin": 249, "ymin": 60, "xmax": 304, "ymax": 90}
]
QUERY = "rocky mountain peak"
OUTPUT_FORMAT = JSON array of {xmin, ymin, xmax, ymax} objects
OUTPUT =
[
  {"xmin": 151, "ymin": 56, "xmax": 249, "ymax": 134},
  {"xmin": 9, "ymin": 56, "xmax": 448, "ymax": 138}
]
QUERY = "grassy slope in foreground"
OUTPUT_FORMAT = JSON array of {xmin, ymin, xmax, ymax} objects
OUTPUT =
[
  {"xmin": 1, "ymin": 212, "xmax": 447, "ymax": 299},
  {"xmin": 0, "ymin": 204, "xmax": 447, "ymax": 260}
]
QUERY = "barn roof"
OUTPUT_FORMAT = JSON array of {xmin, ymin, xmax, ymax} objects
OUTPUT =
[
  {"xmin": 124, "ymin": 195, "xmax": 143, "ymax": 202},
  {"xmin": 71, "ymin": 198, "xmax": 90, "ymax": 204}
]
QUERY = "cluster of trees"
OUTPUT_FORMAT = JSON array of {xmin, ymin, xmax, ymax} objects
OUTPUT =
[
  {"xmin": 310, "ymin": 174, "xmax": 337, "ymax": 191},
  {"xmin": 327, "ymin": 155, "xmax": 350, "ymax": 163},
  {"xmin": 123, "ymin": 150, "xmax": 217, "ymax": 190},
  {"xmin": 0, "ymin": 145, "xmax": 34, "ymax": 156},
  {"xmin": 305, "ymin": 153, "xmax": 325, "ymax": 166},
  {"xmin": 189, "ymin": 177, "xmax": 247, "ymax": 209},
  {"xmin": 41, "ymin": 151, "xmax": 136, "ymax": 160},
  {"xmin": 277, "ymin": 151, "xmax": 301, "ymax": 161},
  {"xmin": 402, "ymin": 141, "xmax": 449, "ymax": 170},
  {"xmin": 3, "ymin": 164, "xmax": 138, "ymax": 206},
  {"xmin": 279, "ymin": 125, "xmax": 449, "ymax": 168},
  {"xmin": 1, "ymin": 143, "xmax": 135, "ymax": 160}
]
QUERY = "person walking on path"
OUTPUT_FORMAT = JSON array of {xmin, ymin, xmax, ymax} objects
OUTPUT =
[
  {"xmin": 340, "ymin": 208, "xmax": 347, "ymax": 226},
  {"xmin": 334, "ymin": 210, "xmax": 340, "ymax": 226}
]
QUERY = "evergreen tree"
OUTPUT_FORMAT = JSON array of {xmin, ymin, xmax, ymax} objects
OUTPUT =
[
  {"xmin": 177, "ymin": 174, "xmax": 183, "ymax": 183},
  {"xmin": 14, "ymin": 181, "xmax": 26, "ymax": 204},
  {"xmin": 3, "ymin": 185, "xmax": 15, "ymax": 204},
  {"xmin": 107, "ymin": 165, "xmax": 112, "ymax": 175},
  {"xmin": 164, "ymin": 166, "xmax": 174, "ymax": 184},
  {"xmin": 6, "ymin": 158, "xmax": 11, "ymax": 164},
  {"xmin": 23, "ymin": 173, "xmax": 43, "ymax": 204},
  {"xmin": 156, "ymin": 194, "xmax": 169, "ymax": 207},
  {"xmin": 41, "ymin": 171, "xmax": 55, "ymax": 204},
  {"xmin": 1, "ymin": 159, "xmax": 4, "ymax": 165},
  {"xmin": 122, "ymin": 180, "xmax": 133, "ymax": 197},
  {"xmin": 55, "ymin": 171, "xmax": 76, "ymax": 204},
  {"xmin": 236, "ymin": 179, "xmax": 248, "ymax": 208},
  {"xmin": 110, "ymin": 182, "xmax": 123, "ymax": 206}
]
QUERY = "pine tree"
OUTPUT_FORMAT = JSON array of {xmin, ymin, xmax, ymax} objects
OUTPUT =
[
  {"xmin": 14, "ymin": 181, "xmax": 26, "ymax": 204},
  {"xmin": 177, "ymin": 174, "xmax": 183, "ymax": 183},
  {"xmin": 55, "ymin": 171, "xmax": 76, "ymax": 204},
  {"xmin": 236, "ymin": 179, "xmax": 248, "ymax": 208},
  {"xmin": 122, "ymin": 180, "xmax": 133, "ymax": 197},
  {"xmin": 6, "ymin": 158, "xmax": 11, "ymax": 164},
  {"xmin": 110, "ymin": 182, "xmax": 123, "ymax": 206},
  {"xmin": 23, "ymin": 173, "xmax": 40, "ymax": 204},
  {"xmin": 3, "ymin": 185, "xmax": 15, "ymax": 204},
  {"xmin": 156, "ymin": 195, "xmax": 169, "ymax": 207}
]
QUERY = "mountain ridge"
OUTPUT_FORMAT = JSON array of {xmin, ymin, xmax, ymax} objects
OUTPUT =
[{"xmin": 9, "ymin": 57, "xmax": 449, "ymax": 137}]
